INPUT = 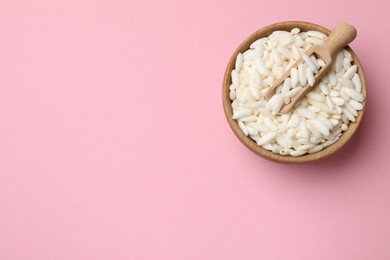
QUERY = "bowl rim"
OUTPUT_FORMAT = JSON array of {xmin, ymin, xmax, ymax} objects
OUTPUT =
[{"xmin": 222, "ymin": 21, "xmax": 367, "ymax": 163}]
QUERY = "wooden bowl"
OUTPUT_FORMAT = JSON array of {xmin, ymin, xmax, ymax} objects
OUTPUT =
[{"xmin": 222, "ymin": 21, "xmax": 367, "ymax": 163}]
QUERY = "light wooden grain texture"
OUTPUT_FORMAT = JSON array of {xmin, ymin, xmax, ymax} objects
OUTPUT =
[
  {"xmin": 222, "ymin": 21, "xmax": 367, "ymax": 164},
  {"xmin": 266, "ymin": 22, "xmax": 357, "ymax": 113}
]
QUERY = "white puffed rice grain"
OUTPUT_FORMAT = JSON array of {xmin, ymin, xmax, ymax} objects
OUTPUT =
[{"xmin": 230, "ymin": 28, "xmax": 364, "ymax": 156}]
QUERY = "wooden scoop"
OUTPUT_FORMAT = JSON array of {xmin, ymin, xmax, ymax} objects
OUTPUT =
[{"xmin": 265, "ymin": 22, "xmax": 357, "ymax": 114}]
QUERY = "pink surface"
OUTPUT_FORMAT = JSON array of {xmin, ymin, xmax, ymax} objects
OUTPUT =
[{"xmin": 0, "ymin": 0, "xmax": 389, "ymax": 259}]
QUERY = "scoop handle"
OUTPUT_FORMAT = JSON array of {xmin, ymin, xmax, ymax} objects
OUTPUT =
[{"xmin": 323, "ymin": 22, "xmax": 357, "ymax": 57}]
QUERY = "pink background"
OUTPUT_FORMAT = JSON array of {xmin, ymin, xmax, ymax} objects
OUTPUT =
[{"xmin": 0, "ymin": 0, "xmax": 389, "ymax": 259}]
